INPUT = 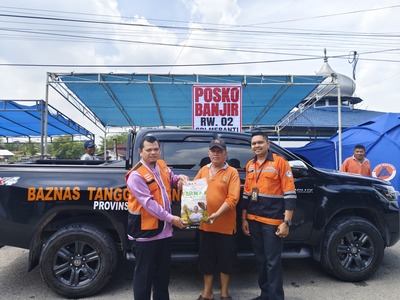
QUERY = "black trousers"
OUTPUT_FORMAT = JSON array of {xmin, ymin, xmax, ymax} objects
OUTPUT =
[
  {"xmin": 249, "ymin": 220, "xmax": 284, "ymax": 300},
  {"xmin": 132, "ymin": 238, "xmax": 172, "ymax": 300}
]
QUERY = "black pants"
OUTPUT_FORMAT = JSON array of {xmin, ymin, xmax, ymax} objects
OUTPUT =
[
  {"xmin": 249, "ymin": 220, "xmax": 284, "ymax": 300},
  {"xmin": 132, "ymin": 238, "xmax": 171, "ymax": 300},
  {"xmin": 198, "ymin": 230, "xmax": 236, "ymax": 275}
]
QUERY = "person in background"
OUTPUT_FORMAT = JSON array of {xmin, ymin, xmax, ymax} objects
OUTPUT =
[
  {"xmin": 242, "ymin": 132, "xmax": 296, "ymax": 300},
  {"xmin": 194, "ymin": 139, "xmax": 240, "ymax": 300},
  {"xmin": 340, "ymin": 144, "xmax": 371, "ymax": 176},
  {"xmin": 80, "ymin": 140, "xmax": 99, "ymax": 160},
  {"xmin": 125, "ymin": 135, "xmax": 188, "ymax": 300}
]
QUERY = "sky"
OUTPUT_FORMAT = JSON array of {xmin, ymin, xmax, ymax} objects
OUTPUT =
[{"xmin": 0, "ymin": 0, "xmax": 399, "ymax": 139}]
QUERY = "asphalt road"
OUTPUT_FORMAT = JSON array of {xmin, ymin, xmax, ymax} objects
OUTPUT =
[{"xmin": 0, "ymin": 242, "xmax": 399, "ymax": 300}]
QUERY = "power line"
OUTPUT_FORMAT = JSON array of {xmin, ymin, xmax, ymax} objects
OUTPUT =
[
  {"xmin": 1, "ymin": 54, "xmax": 398, "ymax": 69},
  {"xmin": 0, "ymin": 4, "xmax": 398, "ymax": 68},
  {"xmin": 247, "ymin": 4, "xmax": 400, "ymax": 25},
  {"xmin": 0, "ymin": 57, "xmax": 321, "ymax": 68}
]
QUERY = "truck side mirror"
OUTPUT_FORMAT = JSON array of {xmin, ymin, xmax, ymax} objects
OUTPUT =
[{"xmin": 290, "ymin": 160, "xmax": 308, "ymax": 178}]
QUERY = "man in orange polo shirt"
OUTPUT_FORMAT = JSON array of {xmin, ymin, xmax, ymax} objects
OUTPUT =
[
  {"xmin": 242, "ymin": 132, "xmax": 296, "ymax": 300},
  {"xmin": 340, "ymin": 144, "xmax": 371, "ymax": 176},
  {"xmin": 194, "ymin": 139, "xmax": 240, "ymax": 300}
]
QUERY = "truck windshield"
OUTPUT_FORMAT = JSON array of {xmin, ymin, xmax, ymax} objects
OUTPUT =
[{"xmin": 161, "ymin": 141, "xmax": 253, "ymax": 171}]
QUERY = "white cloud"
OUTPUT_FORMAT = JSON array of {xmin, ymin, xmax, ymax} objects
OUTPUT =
[
  {"xmin": 0, "ymin": 0, "xmax": 399, "ymax": 139},
  {"xmin": 184, "ymin": 0, "xmax": 240, "ymax": 24}
]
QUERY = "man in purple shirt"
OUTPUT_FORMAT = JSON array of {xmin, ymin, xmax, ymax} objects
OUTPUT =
[{"xmin": 126, "ymin": 135, "xmax": 188, "ymax": 300}]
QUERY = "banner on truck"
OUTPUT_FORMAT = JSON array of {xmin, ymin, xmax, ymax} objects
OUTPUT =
[{"xmin": 192, "ymin": 84, "xmax": 242, "ymax": 132}]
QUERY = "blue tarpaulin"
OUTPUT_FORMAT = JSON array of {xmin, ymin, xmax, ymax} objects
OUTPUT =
[
  {"xmin": 289, "ymin": 113, "xmax": 400, "ymax": 200},
  {"xmin": 52, "ymin": 73, "xmax": 326, "ymax": 128},
  {"xmin": 0, "ymin": 100, "xmax": 93, "ymax": 138}
]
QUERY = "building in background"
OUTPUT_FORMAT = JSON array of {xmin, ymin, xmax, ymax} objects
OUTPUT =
[
  {"xmin": 0, "ymin": 149, "xmax": 14, "ymax": 162},
  {"xmin": 267, "ymin": 56, "xmax": 386, "ymax": 147}
]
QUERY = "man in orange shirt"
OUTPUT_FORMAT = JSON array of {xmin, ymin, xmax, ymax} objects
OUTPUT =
[
  {"xmin": 340, "ymin": 144, "xmax": 371, "ymax": 176},
  {"xmin": 242, "ymin": 132, "xmax": 296, "ymax": 300},
  {"xmin": 194, "ymin": 139, "xmax": 240, "ymax": 300}
]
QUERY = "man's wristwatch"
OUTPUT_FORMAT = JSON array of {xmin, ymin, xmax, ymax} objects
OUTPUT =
[{"xmin": 283, "ymin": 220, "xmax": 292, "ymax": 227}]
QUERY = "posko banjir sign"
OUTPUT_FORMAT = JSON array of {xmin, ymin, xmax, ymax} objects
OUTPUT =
[{"xmin": 192, "ymin": 84, "xmax": 242, "ymax": 132}]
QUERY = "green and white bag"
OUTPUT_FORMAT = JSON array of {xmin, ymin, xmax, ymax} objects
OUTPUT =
[{"xmin": 181, "ymin": 178, "xmax": 208, "ymax": 226}]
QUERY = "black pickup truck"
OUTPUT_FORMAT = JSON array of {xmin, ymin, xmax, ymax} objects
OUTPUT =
[{"xmin": 0, "ymin": 128, "xmax": 399, "ymax": 298}]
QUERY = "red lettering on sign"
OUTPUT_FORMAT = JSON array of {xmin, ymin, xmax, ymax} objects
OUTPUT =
[
  {"xmin": 210, "ymin": 103, "xmax": 219, "ymax": 116},
  {"xmin": 230, "ymin": 87, "xmax": 240, "ymax": 102},
  {"xmin": 213, "ymin": 87, "xmax": 221, "ymax": 102},
  {"xmin": 203, "ymin": 103, "xmax": 212, "ymax": 115},
  {"xmin": 195, "ymin": 103, "xmax": 203, "ymax": 116},
  {"xmin": 231, "ymin": 103, "xmax": 239, "ymax": 116},
  {"xmin": 203, "ymin": 88, "xmax": 212, "ymax": 102},
  {"xmin": 196, "ymin": 103, "xmax": 239, "ymax": 116},
  {"xmin": 194, "ymin": 88, "xmax": 203, "ymax": 102},
  {"xmin": 221, "ymin": 88, "xmax": 231, "ymax": 102}
]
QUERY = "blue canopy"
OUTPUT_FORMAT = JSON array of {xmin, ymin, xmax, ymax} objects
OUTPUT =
[
  {"xmin": 289, "ymin": 113, "xmax": 400, "ymax": 200},
  {"xmin": 52, "ymin": 73, "xmax": 326, "ymax": 128},
  {"xmin": 0, "ymin": 100, "xmax": 93, "ymax": 138}
]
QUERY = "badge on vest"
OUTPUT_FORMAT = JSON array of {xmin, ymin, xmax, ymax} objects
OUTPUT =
[{"xmin": 251, "ymin": 187, "xmax": 259, "ymax": 201}]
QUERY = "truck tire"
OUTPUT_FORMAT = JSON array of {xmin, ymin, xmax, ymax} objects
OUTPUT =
[
  {"xmin": 321, "ymin": 216, "xmax": 384, "ymax": 282},
  {"xmin": 39, "ymin": 223, "xmax": 118, "ymax": 298}
]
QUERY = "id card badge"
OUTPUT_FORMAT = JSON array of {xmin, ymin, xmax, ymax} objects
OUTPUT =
[{"xmin": 251, "ymin": 187, "xmax": 259, "ymax": 202}]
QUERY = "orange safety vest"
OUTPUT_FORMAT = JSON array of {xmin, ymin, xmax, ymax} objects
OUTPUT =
[{"xmin": 125, "ymin": 159, "xmax": 172, "ymax": 238}]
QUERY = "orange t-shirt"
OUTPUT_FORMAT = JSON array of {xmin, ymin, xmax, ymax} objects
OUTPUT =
[
  {"xmin": 194, "ymin": 164, "xmax": 240, "ymax": 235},
  {"xmin": 340, "ymin": 156, "xmax": 371, "ymax": 176}
]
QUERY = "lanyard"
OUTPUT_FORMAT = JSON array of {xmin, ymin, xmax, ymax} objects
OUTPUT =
[{"xmin": 254, "ymin": 159, "xmax": 268, "ymax": 183}]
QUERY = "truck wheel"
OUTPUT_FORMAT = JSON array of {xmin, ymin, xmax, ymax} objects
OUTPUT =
[
  {"xmin": 321, "ymin": 216, "xmax": 384, "ymax": 282},
  {"xmin": 39, "ymin": 223, "xmax": 118, "ymax": 298}
]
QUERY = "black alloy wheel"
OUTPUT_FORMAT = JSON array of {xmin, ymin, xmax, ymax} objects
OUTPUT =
[
  {"xmin": 40, "ymin": 223, "xmax": 118, "ymax": 298},
  {"xmin": 321, "ymin": 216, "xmax": 384, "ymax": 281}
]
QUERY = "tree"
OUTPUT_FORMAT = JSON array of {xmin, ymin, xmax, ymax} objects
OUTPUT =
[
  {"xmin": 98, "ymin": 132, "xmax": 128, "ymax": 149},
  {"xmin": 4, "ymin": 141, "xmax": 23, "ymax": 152},
  {"xmin": 47, "ymin": 136, "xmax": 84, "ymax": 159},
  {"xmin": 3, "ymin": 141, "xmax": 40, "ymax": 160},
  {"xmin": 23, "ymin": 143, "xmax": 39, "ymax": 157},
  {"xmin": 94, "ymin": 132, "xmax": 128, "ymax": 160}
]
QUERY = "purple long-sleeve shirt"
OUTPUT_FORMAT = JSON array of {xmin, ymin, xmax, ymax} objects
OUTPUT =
[{"xmin": 126, "ymin": 159, "xmax": 180, "ymax": 242}]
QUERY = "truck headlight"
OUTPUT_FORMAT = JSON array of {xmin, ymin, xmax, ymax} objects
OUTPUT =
[{"xmin": 373, "ymin": 184, "xmax": 399, "ymax": 201}]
